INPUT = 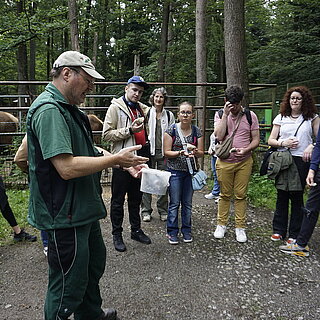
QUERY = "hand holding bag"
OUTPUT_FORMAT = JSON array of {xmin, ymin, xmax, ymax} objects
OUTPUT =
[{"xmin": 215, "ymin": 114, "xmax": 242, "ymax": 159}]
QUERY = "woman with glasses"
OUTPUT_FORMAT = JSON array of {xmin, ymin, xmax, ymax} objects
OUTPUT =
[
  {"xmin": 163, "ymin": 101, "xmax": 204, "ymax": 244},
  {"xmin": 268, "ymin": 86, "xmax": 320, "ymax": 244}
]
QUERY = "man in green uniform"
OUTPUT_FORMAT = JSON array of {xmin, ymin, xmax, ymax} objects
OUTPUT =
[{"xmin": 26, "ymin": 51, "xmax": 148, "ymax": 320}]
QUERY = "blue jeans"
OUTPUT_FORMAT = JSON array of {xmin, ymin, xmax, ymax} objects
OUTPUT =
[
  {"xmin": 167, "ymin": 169, "xmax": 193, "ymax": 236},
  {"xmin": 210, "ymin": 156, "xmax": 220, "ymax": 196}
]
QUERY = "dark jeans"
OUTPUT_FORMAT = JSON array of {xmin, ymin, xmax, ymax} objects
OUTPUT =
[
  {"xmin": 110, "ymin": 168, "xmax": 142, "ymax": 235},
  {"xmin": 272, "ymin": 156, "xmax": 309, "ymax": 239},
  {"xmin": 297, "ymin": 170, "xmax": 320, "ymax": 247}
]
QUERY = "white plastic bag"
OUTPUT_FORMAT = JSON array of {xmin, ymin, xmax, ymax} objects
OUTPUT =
[{"xmin": 140, "ymin": 168, "xmax": 171, "ymax": 195}]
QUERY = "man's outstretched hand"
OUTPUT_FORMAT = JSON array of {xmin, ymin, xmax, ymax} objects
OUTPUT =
[{"xmin": 116, "ymin": 145, "xmax": 149, "ymax": 168}]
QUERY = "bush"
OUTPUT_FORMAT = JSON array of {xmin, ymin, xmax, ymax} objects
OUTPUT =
[{"xmin": 247, "ymin": 173, "xmax": 277, "ymax": 209}]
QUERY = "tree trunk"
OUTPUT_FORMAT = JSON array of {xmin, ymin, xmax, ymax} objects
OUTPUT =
[
  {"xmin": 195, "ymin": 0, "xmax": 208, "ymax": 106},
  {"xmin": 195, "ymin": 0, "xmax": 208, "ymax": 166},
  {"xmin": 89, "ymin": 32, "xmax": 99, "ymax": 107},
  {"xmin": 134, "ymin": 54, "xmax": 140, "ymax": 76},
  {"xmin": 29, "ymin": 0, "xmax": 37, "ymax": 98},
  {"xmin": 29, "ymin": 39, "xmax": 36, "ymax": 97},
  {"xmin": 101, "ymin": 0, "xmax": 109, "ymax": 73},
  {"xmin": 158, "ymin": 0, "xmax": 171, "ymax": 81},
  {"xmin": 83, "ymin": 0, "xmax": 92, "ymax": 55},
  {"xmin": 68, "ymin": 0, "xmax": 80, "ymax": 51},
  {"xmin": 224, "ymin": 0, "xmax": 249, "ymax": 107},
  {"xmin": 16, "ymin": 0, "xmax": 29, "ymax": 107},
  {"xmin": 164, "ymin": 5, "xmax": 174, "ymax": 107}
]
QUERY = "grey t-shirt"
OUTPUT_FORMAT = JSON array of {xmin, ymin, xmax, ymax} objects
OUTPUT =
[{"xmin": 155, "ymin": 118, "xmax": 162, "ymax": 151}]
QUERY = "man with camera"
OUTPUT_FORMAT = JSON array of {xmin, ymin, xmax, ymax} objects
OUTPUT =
[
  {"xmin": 213, "ymin": 85, "xmax": 260, "ymax": 243},
  {"xmin": 102, "ymin": 76, "xmax": 152, "ymax": 252}
]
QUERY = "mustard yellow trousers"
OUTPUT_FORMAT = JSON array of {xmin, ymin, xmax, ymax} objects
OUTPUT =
[{"xmin": 216, "ymin": 156, "xmax": 253, "ymax": 228}]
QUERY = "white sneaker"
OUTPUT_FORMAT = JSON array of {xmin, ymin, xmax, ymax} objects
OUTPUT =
[
  {"xmin": 214, "ymin": 225, "xmax": 227, "ymax": 239},
  {"xmin": 205, "ymin": 193, "xmax": 215, "ymax": 200},
  {"xmin": 235, "ymin": 228, "xmax": 247, "ymax": 243},
  {"xmin": 142, "ymin": 214, "xmax": 151, "ymax": 222}
]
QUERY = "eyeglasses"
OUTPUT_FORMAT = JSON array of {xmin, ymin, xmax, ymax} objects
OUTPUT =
[
  {"xmin": 69, "ymin": 67, "xmax": 95, "ymax": 86},
  {"xmin": 179, "ymin": 111, "xmax": 193, "ymax": 116},
  {"xmin": 290, "ymin": 97, "xmax": 302, "ymax": 101}
]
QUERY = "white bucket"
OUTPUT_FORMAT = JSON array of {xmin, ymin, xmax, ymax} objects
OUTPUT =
[{"xmin": 140, "ymin": 168, "xmax": 171, "ymax": 195}]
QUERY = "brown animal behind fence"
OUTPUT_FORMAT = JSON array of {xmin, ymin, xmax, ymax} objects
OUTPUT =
[{"xmin": 0, "ymin": 111, "xmax": 18, "ymax": 154}]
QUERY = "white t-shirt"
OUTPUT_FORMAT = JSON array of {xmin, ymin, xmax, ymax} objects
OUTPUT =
[{"xmin": 273, "ymin": 114, "xmax": 317, "ymax": 157}]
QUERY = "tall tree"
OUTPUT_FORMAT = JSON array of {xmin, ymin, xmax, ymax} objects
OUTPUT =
[
  {"xmin": 29, "ymin": 1, "xmax": 37, "ymax": 96},
  {"xmin": 68, "ymin": 0, "xmax": 80, "ymax": 51},
  {"xmin": 16, "ymin": 0, "xmax": 29, "ymax": 106},
  {"xmin": 83, "ymin": 0, "xmax": 92, "ymax": 55},
  {"xmin": 158, "ymin": 0, "xmax": 171, "ymax": 81},
  {"xmin": 195, "ymin": 0, "xmax": 208, "ymax": 141},
  {"xmin": 195, "ymin": 0, "xmax": 208, "ymax": 106},
  {"xmin": 224, "ymin": 0, "xmax": 249, "ymax": 107}
]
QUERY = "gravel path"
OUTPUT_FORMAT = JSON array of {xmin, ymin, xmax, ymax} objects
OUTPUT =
[{"xmin": 1, "ymin": 187, "xmax": 320, "ymax": 320}]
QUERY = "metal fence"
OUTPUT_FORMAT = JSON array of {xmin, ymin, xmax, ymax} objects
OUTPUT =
[{"xmin": 0, "ymin": 80, "xmax": 283, "ymax": 186}]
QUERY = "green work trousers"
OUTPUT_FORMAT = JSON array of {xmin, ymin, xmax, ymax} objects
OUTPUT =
[{"xmin": 45, "ymin": 221, "xmax": 106, "ymax": 320}]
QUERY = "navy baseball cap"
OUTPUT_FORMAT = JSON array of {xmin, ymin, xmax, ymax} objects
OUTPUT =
[{"xmin": 127, "ymin": 76, "xmax": 148, "ymax": 89}]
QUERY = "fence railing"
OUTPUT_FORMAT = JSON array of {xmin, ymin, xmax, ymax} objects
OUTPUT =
[{"xmin": 1, "ymin": 81, "xmax": 278, "ymax": 185}]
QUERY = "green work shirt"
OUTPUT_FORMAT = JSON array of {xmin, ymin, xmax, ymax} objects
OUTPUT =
[{"xmin": 26, "ymin": 83, "xmax": 107, "ymax": 230}]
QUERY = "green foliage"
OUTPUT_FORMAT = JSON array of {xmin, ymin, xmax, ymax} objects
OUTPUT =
[
  {"xmin": 248, "ymin": 0, "xmax": 320, "ymax": 84},
  {"xmin": 247, "ymin": 173, "xmax": 276, "ymax": 210},
  {"xmin": 0, "ymin": 0, "xmax": 319, "ymax": 97}
]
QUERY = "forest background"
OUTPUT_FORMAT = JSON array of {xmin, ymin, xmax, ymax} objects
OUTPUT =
[
  {"xmin": 1, "ymin": 0, "xmax": 320, "ymax": 105},
  {"xmin": 0, "ymin": 0, "xmax": 319, "ymax": 244}
]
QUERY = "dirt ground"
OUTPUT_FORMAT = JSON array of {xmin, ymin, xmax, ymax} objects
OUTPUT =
[{"xmin": 1, "ymin": 187, "xmax": 320, "ymax": 320}]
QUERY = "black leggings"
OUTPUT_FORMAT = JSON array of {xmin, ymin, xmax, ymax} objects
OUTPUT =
[{"xmin": 0, "ymin": 176, "xmax": 18, "ymax": 227}]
